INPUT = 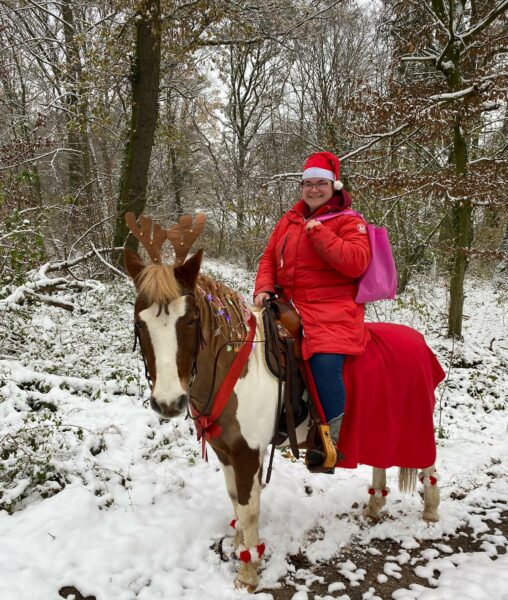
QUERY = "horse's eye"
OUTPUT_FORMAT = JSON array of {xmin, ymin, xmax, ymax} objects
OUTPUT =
[
  {"xmin": 135, "ymin": 321, "xmax": 145, "ymax": 329},
  {"xmin": 186, "ymin": 318, "xmax": 197, "ymax": 326}
]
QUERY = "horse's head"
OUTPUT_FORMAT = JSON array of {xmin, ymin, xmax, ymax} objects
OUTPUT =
[{"xmin": 124, "ymin": 212, "xmax": 205, "ymax": 418}]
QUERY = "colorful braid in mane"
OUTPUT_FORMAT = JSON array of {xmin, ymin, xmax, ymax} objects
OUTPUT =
[
  {"xmin": 136, "ymin": 265, "xmax": 252, "ymax": 349},
  {"xmin": 195, "ymin": 275, "xmax": 252, "ymax": 352}
]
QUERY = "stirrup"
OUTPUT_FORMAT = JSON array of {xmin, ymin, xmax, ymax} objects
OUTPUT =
[{"xmin": 305, "ymin": 424, "xmax": 337, "ymax": 474}]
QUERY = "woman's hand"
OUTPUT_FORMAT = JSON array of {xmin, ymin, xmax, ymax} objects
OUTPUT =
[
  {"xmin": 254, "ymin": 292, "xmax": 271, "ymax": 307},
  {"xmin": 306, "ymin": 219, "xmax": 321, "ymax": 231}
]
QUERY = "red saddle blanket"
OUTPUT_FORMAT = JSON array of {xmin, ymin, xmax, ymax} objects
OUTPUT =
[{"xmin": 304, "ymin": 322, "xmax": 446, "ymax": 470}]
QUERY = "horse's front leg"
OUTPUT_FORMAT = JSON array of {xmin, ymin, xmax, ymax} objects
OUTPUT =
[
  {"xmin": 220, "ymin": 462, "xmax": 244, "ymax": 548},
  {"xmin": 233, "ymin": 449, "xmax": 264, "ymax": 592},
  {"xmin": 214, "ymin": 448, "xmax": 244, "ymax": 549}
]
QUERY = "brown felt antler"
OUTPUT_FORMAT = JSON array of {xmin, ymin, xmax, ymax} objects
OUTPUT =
[
  {"xmin": 125, "ymin": 212, "xmax": 167, "ymax": 263},
  {"xmin": 166, "ymin": 213, "xmax": 207, "ymax": 265}
]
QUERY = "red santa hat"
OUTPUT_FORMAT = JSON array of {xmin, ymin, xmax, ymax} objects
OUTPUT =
[{"xmin": 302, "ymin": 151, "xmax": 343, "ymax": 191}]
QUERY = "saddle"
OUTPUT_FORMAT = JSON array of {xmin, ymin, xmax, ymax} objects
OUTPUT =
[{"xmin": 262, "ymin": 297, "xmax": 337, "ymax": 479}]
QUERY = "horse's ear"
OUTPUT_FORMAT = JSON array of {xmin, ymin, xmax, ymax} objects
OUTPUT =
[
  {"xmin": 174, "ymin": 249, "xmax": 203, "ymax": 290},
  {"xmin": 124, "ymin": 248, "xmax": 146, "ymax": 283}
]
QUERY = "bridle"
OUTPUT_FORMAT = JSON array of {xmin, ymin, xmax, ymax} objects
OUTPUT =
[
  {"xmin": 132, "ymin": 290, "xmax": 205, "ymax": 409},
  {"xmin": 132, "ymin": 290, "xmax": 258, "ymax": 421},
  {"xmin": 131, "ymin": 288, "xmax": 282, "ymax": 484}
]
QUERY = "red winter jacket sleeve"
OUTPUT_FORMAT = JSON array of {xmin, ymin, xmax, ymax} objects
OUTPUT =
[
  {"xmin": 306, "ymin": 216, "xmax": 371, "ymax": 278},
  {"xmin": 253, "ymin": 218, "xmax": 284, "ymax": 297}
]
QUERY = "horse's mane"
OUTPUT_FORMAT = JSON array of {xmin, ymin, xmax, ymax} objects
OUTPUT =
[
  {"xmin": 195, "ymin": 274, "xmax": 251, "ymax": 346},
  {"xmin": 137, "ymin": 263, "xmax": 181, "ymax": 306},
  {"xmin": 136, "ymin": 265, "xmax": 251, "ymax": 343}
]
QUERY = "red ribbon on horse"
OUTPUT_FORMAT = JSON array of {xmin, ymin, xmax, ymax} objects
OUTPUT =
[{"xmin": 192, "ymin": 313, "xmax": 258, "ymax": 460}]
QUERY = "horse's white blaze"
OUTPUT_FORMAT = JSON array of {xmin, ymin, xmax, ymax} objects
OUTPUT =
[
  {"xmin": 139, "ymin": 297, "xmax": 187, "ymax": 406},
  {"xmin": 234, "ymin": 316, "xmax": 278, "ymax": 450}
]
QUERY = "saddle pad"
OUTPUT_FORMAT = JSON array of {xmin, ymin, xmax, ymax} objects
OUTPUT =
[{"xmin": 304, "ymin": 322, "xmax": 446, "ymax": 469}]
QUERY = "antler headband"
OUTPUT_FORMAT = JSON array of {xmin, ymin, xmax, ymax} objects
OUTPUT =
[
  {"xmin": 166, "ymin": 213, "xmax": 206, "ymax": 265},
  {"xmin": 125, "ymin": 212, "xmax": 207, "ymax": 265}
]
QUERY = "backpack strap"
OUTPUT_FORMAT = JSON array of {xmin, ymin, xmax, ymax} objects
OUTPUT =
[{"xmin": 314, "ymin": 209, "xmax": 364, "ymax": 223}]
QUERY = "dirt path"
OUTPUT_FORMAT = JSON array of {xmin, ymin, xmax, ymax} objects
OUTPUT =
[{"xmin": 260, "ymin": 508, "xmax": 508, "ymax": 599}]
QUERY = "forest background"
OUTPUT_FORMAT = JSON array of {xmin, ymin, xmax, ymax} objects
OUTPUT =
[
  {"xmin": 1, "ymin": 0, "xmax": 507, "ymax": 335},
  {"xmin": 1, "ymin": 3, "xmax": 508, "ymax": 596}
]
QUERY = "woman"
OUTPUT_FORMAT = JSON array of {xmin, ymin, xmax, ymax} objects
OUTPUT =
[{"xmin": 253, "ymin": 151, "xmax": 371, "ymax": 466}]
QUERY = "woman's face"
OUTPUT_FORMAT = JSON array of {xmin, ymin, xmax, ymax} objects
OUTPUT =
[{"xmin": 301, "ymin": 178, "xmax": 334, "ymax": 211}]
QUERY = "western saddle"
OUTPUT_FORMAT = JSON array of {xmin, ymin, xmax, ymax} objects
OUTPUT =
[{"xmin": 262, "ymin": 296, "xmax": 338, "ymax": 480}]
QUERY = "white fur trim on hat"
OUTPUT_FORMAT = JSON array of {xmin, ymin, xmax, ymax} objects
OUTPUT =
[
  {"xmin": 333, "ymin": 180, "xmax": 343, "ymax": 190},
  {"xmin": 302, "ymin": 167, "xmax": 335, "ymax": 181}
]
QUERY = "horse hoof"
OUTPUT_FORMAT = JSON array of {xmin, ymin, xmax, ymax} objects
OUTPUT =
[
  {"xmin": 235, "ymin": 562, "xmax": 259, "ymax": 592},
  {"xmin": 364, "ymin": 513, "xmax": 380, "ymax": 523},
  {"xmin": 363, "ymin": 506, "xmax": 380, "ymax": 522},
  {"xmin": 423, "ymin": 511, "xmax": 439, "ymax": 522},
  {"xmin": 234, "ymin": 578, "xmax": 257, "ymax": 593}
]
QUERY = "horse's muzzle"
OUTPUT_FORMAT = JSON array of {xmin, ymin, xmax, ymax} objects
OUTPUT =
[{"xmin": 150, "ymin": 394, "xmax": 187, "ymax": 418}]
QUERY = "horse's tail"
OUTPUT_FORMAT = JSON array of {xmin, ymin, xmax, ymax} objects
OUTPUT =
[{"xmin": 398, "ymin": 468, "xmax": 418, "ymax": 493}]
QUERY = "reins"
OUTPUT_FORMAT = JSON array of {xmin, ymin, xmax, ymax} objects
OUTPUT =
[{"xmin": 133, "ymin": 321, "xmax": 152, "ymax": 386}]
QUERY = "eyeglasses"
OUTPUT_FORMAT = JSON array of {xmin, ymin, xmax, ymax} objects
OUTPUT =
[{"xmin": 301, "ymin": 180, "xmax": 332, "ymax": 190}]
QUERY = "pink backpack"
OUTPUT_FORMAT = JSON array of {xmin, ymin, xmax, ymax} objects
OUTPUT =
[{"xmin": 315, "ymin": 210, "xmax": 397, "ymax": 303}]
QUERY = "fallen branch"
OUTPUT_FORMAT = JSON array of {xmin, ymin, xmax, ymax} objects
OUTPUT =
[
  {"xmin": 41, "ymin": 247, "xmax": 124, "ymax": 276},
  {"xmin": 0, "ymin": 277, "xmax": 93, "ymax": 311},
  {"xmin": 24, "ymin": 289, "xmax": 75, "ymax": 312}
]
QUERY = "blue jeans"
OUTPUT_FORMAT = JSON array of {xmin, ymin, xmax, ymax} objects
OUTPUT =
[{"xmin": 309, "ymin": 353, "xmax": 346, "ymax": 422}]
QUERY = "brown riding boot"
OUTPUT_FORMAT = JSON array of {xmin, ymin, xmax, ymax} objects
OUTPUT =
[{"xmin": 306, "ymin": 415, "xmax": 343, "ymax": 473}]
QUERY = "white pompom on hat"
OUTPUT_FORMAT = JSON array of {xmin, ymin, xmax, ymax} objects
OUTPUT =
[{"xmin": 302, "ymin": 151, "xmax": 343, "ymax": 190}]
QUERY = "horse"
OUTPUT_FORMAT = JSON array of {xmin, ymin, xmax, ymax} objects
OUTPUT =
[{"xmin": 123, "ymin": 212, "xmax": 443, "ymax": 591}]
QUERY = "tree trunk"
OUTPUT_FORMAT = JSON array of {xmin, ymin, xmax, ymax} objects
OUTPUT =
[
  {"xmin": 492, "ymin": 219, "xmax": 508, "ymax": 290},
  {"xmin": 61, "ymin": 0, "xmax": 93, "ymax": 206},
  {"xmin": 236, "ymin": 139, "xmax": 246, "ymax": 230},
  {"xmin": 169, "ymin": 144, "xmax": 184, "ymax": 218},
  {"xmin": 448, "ymin": 122, "xmax": 472, "ymax": 337},
  {"xmin": 167, "ymin": 102, "xmax": 184, "ymax": 219},
  {"xmin": 113, "ymin": 0, "xmax": 161, "ymax": 258}
]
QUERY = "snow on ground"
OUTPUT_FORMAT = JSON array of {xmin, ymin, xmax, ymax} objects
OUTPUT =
[{"xmin": 0, "ymin": 261, "xmax": 507, "ymax": 600}]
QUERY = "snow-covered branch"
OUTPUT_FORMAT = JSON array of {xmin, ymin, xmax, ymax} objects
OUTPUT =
[
  {"xmin": 42, "ymin": 247, "xmax": 124, "ymax": 275},
  {"xmin": 0, "ymin": 248, "xmax": 124, "ymax": 311},
  {"xmin": 428, "ymin": 82, "xmax": 491, "ymax": 102},
  {"xmin": 90, "ymin": 243, "xmax": 127, "ymax": 279},
  {"xmin": 268, "ymin": 172, "xmax": 303, "ymax": 182},
  {"xmin": 341, "ymin": 123, "xmax": 412, "ymax": 161},
  {"xmin": 0, "ymin": 277, "xmax": 91, "ymax": 311},
  {"xmin": 400, "ymin": 52, "xmax": 438, "ymax": 63}
]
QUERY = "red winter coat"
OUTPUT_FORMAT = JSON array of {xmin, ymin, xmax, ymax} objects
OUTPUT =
[{"xmin": 254, "ymin": 199, "xmax": 371, "ymax": 360}]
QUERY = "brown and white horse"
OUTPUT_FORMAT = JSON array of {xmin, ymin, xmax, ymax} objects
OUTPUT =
[{"xmin": 124, "ymin": 244, "xmax": 441, "ymax": 591}]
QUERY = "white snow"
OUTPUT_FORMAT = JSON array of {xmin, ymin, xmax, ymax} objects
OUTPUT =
[{"xmin": 0, "ymin": 266, "xmax": 507, "ymax": 600}]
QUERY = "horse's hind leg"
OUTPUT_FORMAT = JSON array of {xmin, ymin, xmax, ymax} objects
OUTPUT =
[
  {"xmin": 363, "ymin": 467, "xmax": 388, "ymax": 521},
  {"xmin": 420, "ymin": 464, "xmax": 440, "ymax": 522}
]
